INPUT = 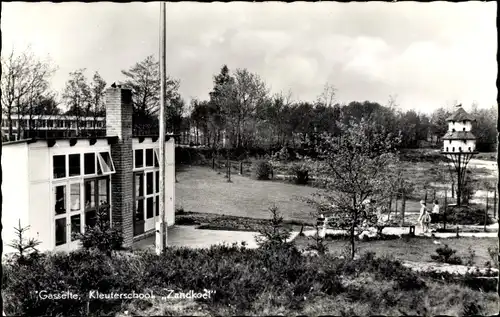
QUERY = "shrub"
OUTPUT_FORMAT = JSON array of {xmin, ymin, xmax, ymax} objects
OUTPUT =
[
  {"xmin": 487, "ymin": 246, "xmax": 499, "ymax": 268},
  {"xmin": 77, "ymin": 205, "xmax": 124, "ymax": 256},
  {"xmin": 464, "ymin": 246, "xmax": 476, "ymax": 267},
  {"xmin": 256, "ymin": 206, "xmax": 293, "ymax": 250},
  {"xmin": 445, "ymin": 205, "xmax": 494, "ymax": 225},
  {"xmin": 290, "ymin": 163, "xmax": 310, "ymax": 185},
  {"xmin": 430, "ymin": 244, "xmax": 463, "ymax": 265},
  {"xmin": 251, "ymin": 160, "xmax": 272, "ymax": 180}
]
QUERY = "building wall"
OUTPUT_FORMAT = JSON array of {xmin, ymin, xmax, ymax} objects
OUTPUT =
[
  {"xmin": 27, "ymin": 142, "xmax": 52, "ymax": 252},
  {"xmin": 165, "ymin": 138, "xmax": 176, "ymax": 226},
  {"xmin": 131, "ymin": 137, "xmax": 176, "ymax": 229},
  {"xmin": 443, "ymin": 139, "xmax": 476, "ymax": 152},
  {"xmin": 1, "ymin": 143, "xmax": 30, "ymax": 254},
  {"xmin": 448, "ymin": 121, "xmax": 472, "ymax": 132}
]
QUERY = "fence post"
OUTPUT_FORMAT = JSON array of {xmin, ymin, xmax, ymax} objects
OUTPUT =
[
  {"xmin": 433, "ymin": 190, "xmax": 436, "ymax": 201},
  {"xmin": 401, "ymin": 192, "xmax": 406, "ymax": 226},
  {"xmin": 212, "ymin": 157, "xmax": 215, "ymax": 170},
  {"xmin": 239, "ymin": 161, "xmax": 243, "ymax": 175},
  {"xmin": 484, "ymin": 191, "xmax": 489, "ymax": 232},
  {"xmin": 443, "ymin": 189, "xmax": 448, "ymax": 230},
  {"xmin": 227, "ymin": 158, "xmax": 232, "ymax": 182},
  {"xmin": 494, "ymin": 189, "xmax": 497, "ymax": 219}
]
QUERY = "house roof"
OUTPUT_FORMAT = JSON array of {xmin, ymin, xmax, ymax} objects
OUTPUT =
[
  {"xmin": 442, "ymin": 131, "xmax": 476, "ymax": 140},
  {"xmin": 446, "ymin": 105, "xmax": 475, "ymax": 122}
]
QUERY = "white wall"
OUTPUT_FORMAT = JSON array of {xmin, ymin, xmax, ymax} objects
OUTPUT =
[
  {"xmin": 443, "ymin": 139, "xmax": 476, "ymax": 152},
  {"xmin": 132, "ymin": 137, "xmax": 176, "ymax": 227},
  {"xmin": 27, "ymin": 143, "xmax": 52, "ymax": 252},
  {"xmin": 2, "ymin": 143, "xmax": 30, "ymax": 255},
  {"xmin": 448, "ymin": 121, "xmax": 472, "ymax": 132},
  {"xmin": 165, "ymin": 138, "xmax": 175, "ymax": 226}
]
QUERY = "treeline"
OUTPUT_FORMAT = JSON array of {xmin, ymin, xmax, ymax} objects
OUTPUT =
[
  {"xmin": 2, "ymin": 48, "xmax": 497, "ymax": 151},
  {"xmin": 187, "ymin": 65, "xmax": 497, "ymax": 152}
]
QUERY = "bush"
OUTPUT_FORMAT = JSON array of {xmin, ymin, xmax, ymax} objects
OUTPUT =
[
  {"xmin": 77, "ymin": 205, "xmax": 124, "ymax": 256},
  {"xmin": 289, "ymin": 163, "xmax": 310, "ymax": 185},
  {"xmin": 445, "ymin": 205, "xmax": 494, "ymax": 225},
  {"xmin": 430, "ymin": 244, "xmax": 463, "ymax": 265},
  {"xmin": 251, "ymin": 160, "xmax": 272, "ymax": 180},
  {"xmin": 487, "ymin": 246, "xmax": 499, "ymax": 268}
]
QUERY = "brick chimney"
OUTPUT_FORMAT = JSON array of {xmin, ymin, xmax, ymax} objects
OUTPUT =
[{"xmin": 105, "ymin": 86, "xmax": 134, "ymax": 247}]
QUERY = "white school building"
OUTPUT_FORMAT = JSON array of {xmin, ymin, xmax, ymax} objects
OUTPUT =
[{"xmin": 2, "ymin": 86, "xmax": 176, "ymax": 253}]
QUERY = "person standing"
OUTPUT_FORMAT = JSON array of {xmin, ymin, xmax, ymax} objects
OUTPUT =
[
  {"xmin": 431, "ymin": 200, "xmax": 440, "ymax": 230},
  {"xmin": 418, "ymin": 200, "xmax": 431, "ymax": 233}
]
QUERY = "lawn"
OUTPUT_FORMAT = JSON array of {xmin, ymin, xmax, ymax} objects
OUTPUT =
[
  {"xmin": 176, "ymin": 166, "xmax": 319, "ymax": 223},
  {"xmin": 176, "ymin": 164, "xmax": 497, "ymax": 226},
  {"xmin": 294, "ymin": 235, "xmax": 497, "ymax": 268}
]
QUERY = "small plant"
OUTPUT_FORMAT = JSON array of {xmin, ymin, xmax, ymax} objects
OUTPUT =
[
  {"xmin": 77, "ymin": 205, "xmax": 123, "ymax": 256},
  {"xmin": 256, "ymin": 205, "xmax": 292, "ymax": 249},
  {"xmin": 430, "ymin": 244, "xmax": 463, "ymax": 265},
  {"xmin": 252, "ymin": 160, "xmax": 273, "ymax": 180},
  {"xmin": 464, "ymin": 246, "xmax": 476, "ymax": 267},
  {"xmin": 7, "ymin": 220, "xmax": 42, "ymax": 265},
  {"xmin": 487, "ymin": 246, "xmax": 499, "ymax": 268},
  {"xmin": 176, "ymin": 207, "xmax": 185, "ymax": 214}
]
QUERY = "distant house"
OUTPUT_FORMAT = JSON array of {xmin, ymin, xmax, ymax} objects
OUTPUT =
[
  {"xmin": 2, "ymin": 86, "xmax": 176, "ymax": 254},
  {"xmin": 1, "ymin": 114, "xmax": 106, "ymax": 141}
]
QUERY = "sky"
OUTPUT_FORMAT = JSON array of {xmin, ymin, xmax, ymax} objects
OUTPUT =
[{"xmin": 1, "ymin": 1, "xmax": 497, "ymax": 114}]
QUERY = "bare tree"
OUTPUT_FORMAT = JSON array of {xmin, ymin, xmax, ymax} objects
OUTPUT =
[
  {"xmin": 317, "ymin": 82, "xmax": 337, "ymax": 108},
  {"xmin": 62, "ymin": 69, "xmax": 91, "ymax": 136},
  {"xmin": 1, "ymin": 47, "xmax": 57, "ymax": 140}
]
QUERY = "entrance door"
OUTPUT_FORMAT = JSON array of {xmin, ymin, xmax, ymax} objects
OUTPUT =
[
  {"xmin": 144, "ymin": 171, "xmax": 156, "ymax": 232},
  {"xmin": 54, "ymin": 182, "xmax": 83, "ymax": 252}
]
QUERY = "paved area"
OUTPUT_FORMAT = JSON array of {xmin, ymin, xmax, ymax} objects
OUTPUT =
[
  {"xmin": 133, "ymin": 223, "xmax": 497, "ymax": 251},
  {"xmin": 302, "ymin": 225, "xmax": 498, "ymax": 239},
  {"xmin": 132, "ymin": 225, "xmax": 263, "ymax": 250}
]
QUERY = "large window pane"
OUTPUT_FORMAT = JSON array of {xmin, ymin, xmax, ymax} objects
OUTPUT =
[
  {"xmin": 85, "ymin": 180, "xmax": 96, "ymax": 209},
  {"xmin": 55, "ymin": 218, "xmax": 67, "ymax": 246},
  {"xmin": 98, "ymin": 178, "xmax": 109, "ymax": 206},
  {"xmin": 71, "ymin": 215, "xmax": 81, "ymax": 241},
  {"xmin": 53, "ymin": 155, "xmax": 66, "ymax": 178},
  {"xmin": 135, "ymin": 149, "xmax": 143, "ymax": 168},
  {"xmin": 54, "ymin": 186, "xmax": 66, "ymax": 215},
  {"xmin": 146, "ymin": 148, "xmax": 154, "ymax": 167},
  {"xmin": 70, "ymin": 184, "xmax": 81, "ymax": 211},
  {"xmin": 84, "ymin": 153, "xmax": 96, "ymax": 175},
  {"xmin": 146, "ymin": 197, "xmax": 154, "ymax": 219},
  {"xmin": 135, "ymin": 173, "xmax": 144, "ymax": 198},
  {"xmin": 135, "ymin": 199, "xmax": 144, "ymax": 221},
  {"xmin": 146, "ymin": 172, "xmax": 153, "ymax": 195},
  {"xmin": 69, "ymin": 154, "xmax": 81, "ymax": 176}
]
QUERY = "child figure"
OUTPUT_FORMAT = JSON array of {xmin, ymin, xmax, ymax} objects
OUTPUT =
[{"xmin": 418, "ymin": 200, "xmax": 431, "ymax": 233}]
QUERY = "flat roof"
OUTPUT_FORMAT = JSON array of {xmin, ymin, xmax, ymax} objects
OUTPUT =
[
  {"xmin": 2, "ymin": 136, "xmax": 119, "ymax": 147},
  {"xmin": 2, "ymin": 134, "xmax": 180, "ymax": 147}
]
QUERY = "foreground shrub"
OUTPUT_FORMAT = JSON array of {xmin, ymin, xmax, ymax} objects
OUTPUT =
[
  {"xmin": 77, "ymin": 205, "xmax": 124, "ymax": 256},
  {"xmin": 430, "ymin": 244, "xmax": 463, "ymax": 265},
  {"xmin": 251, "ymin": 160, "xmax": 272, "ymax": 180}
]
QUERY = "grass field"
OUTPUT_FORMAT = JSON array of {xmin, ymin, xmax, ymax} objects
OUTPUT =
[
  {"xmin": 294, "ymin": 235, "xmax": 497, "ymax": 267},
  {"xmin": 176, "ymin": 166, "xmax": 319, "ymax": 222}
]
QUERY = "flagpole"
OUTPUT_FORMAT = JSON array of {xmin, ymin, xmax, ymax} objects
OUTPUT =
[{"xmin": 156, "ymin": 1, "xmax": 167, "ymax": 255}]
